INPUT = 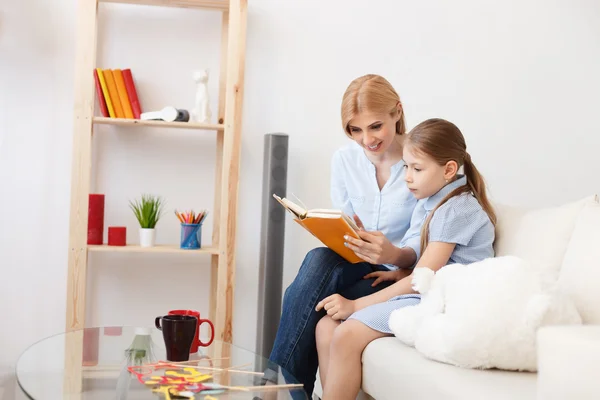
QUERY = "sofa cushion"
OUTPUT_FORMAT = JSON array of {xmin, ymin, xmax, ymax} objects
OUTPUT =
[
  {"xmin": 362, "ymin": 337, "xmax": 537, "ymax": 400},
  {"xmin": 493, "ymin": 196, "xmax": 594, "ymax": 284},
  {"xmin": 558, "ymin": 197, "xmax": 600, "ymax": 323}
]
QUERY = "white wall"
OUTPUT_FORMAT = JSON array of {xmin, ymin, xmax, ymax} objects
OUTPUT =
[{"xmin": 2, "ymin": 0, "xmax": 600, "ymax": 373}]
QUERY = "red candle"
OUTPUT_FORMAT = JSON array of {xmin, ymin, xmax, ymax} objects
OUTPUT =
[
  {"xmin": 108, "ymin": 226, "xmax": 126, "ymax": 246},
  {"xmin": 82, "ymin": 327, "xmax": 99, "ymax": 366},
  {"xmin": 87, "ymin": 194, "xmax": 105, "ymax": 245}
]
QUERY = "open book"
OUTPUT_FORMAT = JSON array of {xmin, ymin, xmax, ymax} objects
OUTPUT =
[{"xmin": 273, "ymin": 194, "xmax": 362, "ymax": 263}]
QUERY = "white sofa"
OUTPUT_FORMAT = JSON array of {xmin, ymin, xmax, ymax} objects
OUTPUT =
[
  {"xmin": 317, "ymin": 195, "xmax": 600, "ymax": 399},
  {"xmin": 361, "ymin": 195, "xmax": 600, "ymax": 399}
]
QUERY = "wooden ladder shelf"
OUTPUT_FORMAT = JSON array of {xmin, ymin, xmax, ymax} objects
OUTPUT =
[{"xmin": 64, "ymin": 0, "xmax": 247, "ymax": 386}]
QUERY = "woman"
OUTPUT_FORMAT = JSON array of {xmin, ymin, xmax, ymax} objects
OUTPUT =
[{"xmin": 268, "ymin": 74, "xmax": 422, "ymax": 396}]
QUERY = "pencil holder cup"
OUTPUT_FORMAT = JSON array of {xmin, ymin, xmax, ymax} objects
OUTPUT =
[{"xmin": 180, "ymin": 223, "xmax": 202, "ymax": 249}]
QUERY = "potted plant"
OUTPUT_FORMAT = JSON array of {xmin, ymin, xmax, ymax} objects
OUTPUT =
[{"xmin": 129, "ymin": 194, "xmax": 164, "ymax": 247}]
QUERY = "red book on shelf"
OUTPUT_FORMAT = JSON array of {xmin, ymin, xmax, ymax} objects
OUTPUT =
[
  {"xmin": 122, "ymin": 69, "xmax": 142, "ymax": 119},
  {"xmin": 93, "ymin": 69, "xmax": 109, "ymax": 117}
]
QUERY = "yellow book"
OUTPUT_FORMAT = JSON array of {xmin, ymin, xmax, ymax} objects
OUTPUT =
[
  {"xmin": 103, "ymin": 69, "xmax": 125, "ymax": 118},
  {"xmin": 273, "ymin": 194, "xmax": 362, "ymax": 263},
  {"xmin": 113, "ymin": 69, "xmax": 134, "ymax": 119},
  {"xmin": 96, "ymin": 68, "xmax": 115, "ymax": 118}
]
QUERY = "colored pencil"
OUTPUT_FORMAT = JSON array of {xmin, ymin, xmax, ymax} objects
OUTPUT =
[
  {"xmin": 174, "ymin": 210, "xmax": 184, "ymax": 223},
  {"xmin": 175, "ymin": 209, "xmax": 208, "ymax": 225}
]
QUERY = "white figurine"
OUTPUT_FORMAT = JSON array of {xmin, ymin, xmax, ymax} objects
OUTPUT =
[{"xmin": 192, "ymin": 69, "xmax": 212, "ymax": 123}]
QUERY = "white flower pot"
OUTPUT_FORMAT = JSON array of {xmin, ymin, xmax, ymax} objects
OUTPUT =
[{"xmin": 139, "ymin": 228, "xmax": 156, "ymax": 247}]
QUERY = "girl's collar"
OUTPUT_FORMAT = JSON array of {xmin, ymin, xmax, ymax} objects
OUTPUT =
[{"xmin": 424, "ymin": 175, "xmax": 467, "ymax": 211}]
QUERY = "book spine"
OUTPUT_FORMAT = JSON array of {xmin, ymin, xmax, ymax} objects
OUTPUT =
[
  {"xmin": 122, "ymin": 69, "xmax": 142, "ymax": 119},
  {"xmin": 103, "ymin": 69, "xmax": 125, "ymax": 119},
  {"xmin": 93, "ymin": 69, "xmax": 109, "ymax": 117},
  {"xmin": 113, "ymin": 69, "xmax": 134, "ymax": 119},
  {"xmin": 96, "ymin": 68, "xmax": 115, "ymax": 118}
]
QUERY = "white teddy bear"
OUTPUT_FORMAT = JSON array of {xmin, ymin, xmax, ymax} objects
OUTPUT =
[{"xmin": 388, "ymin": 256, "xmax": 582, "ymax": 371}]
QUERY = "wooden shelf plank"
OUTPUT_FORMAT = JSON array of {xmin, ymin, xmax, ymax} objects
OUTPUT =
[
  {"xmin": 88, "ymin": 244, "xmax": 220, "ymax": 255},
  {"xmin": 93, "ymin": 117, "xmax": 224, "ymax": 131},
  {"xmin": 99, "ymin": 0, "xmax": 229, "ymax": 11}
]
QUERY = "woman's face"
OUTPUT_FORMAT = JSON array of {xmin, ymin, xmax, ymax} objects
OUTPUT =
[{"xmin": 348, "ymin": 111, "xmax": 398, "ymax": 155}]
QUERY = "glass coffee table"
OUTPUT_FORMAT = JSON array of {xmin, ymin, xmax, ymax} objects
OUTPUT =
[{"xmin": 16, "ymin": 326, "xmax": 307, "ymax": 400}]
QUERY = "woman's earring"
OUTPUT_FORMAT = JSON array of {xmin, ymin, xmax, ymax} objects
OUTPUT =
[{"xmin": 445, "ymin": 179, "xmax": 449, "ymax": 183}]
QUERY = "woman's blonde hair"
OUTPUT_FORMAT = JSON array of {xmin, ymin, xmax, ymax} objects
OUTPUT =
[
  {"xmin": 341, "ymin": 74, "xmax": 406, "ymax": 138},
  {"xmin": 405, "ymin": 118, "xmax": 497, "ymax": 253}
]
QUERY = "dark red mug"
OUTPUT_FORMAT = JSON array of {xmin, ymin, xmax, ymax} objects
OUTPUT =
[
  {"xmin": 168, "ymin": 309, "xmax": 214, "ymax": 353},
  {"xmin": 155, "ymin": 315, "xmax": 197, "ymax": 362}
]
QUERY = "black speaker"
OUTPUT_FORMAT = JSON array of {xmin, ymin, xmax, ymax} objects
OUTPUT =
[{"xmin": 255, "ymin": 133, "xmax": 289, "ymax": 359}]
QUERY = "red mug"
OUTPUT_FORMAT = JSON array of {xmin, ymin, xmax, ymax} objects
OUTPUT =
[{"xmin": 168, "ymin": 309, "xmax": 214, "ymax": 353}]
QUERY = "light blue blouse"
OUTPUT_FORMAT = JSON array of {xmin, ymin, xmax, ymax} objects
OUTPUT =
[
  {"xmin": 330, "ymin": 142, "xmax": 419, "ymax": 269},
  {"xmin": 399, "ymin": 175, "xmax": 495, "ymax": 265}
]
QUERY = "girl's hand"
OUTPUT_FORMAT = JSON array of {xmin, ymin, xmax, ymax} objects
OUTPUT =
[
  {"xmin": 363, "ymin": 269, "xmax": 410, "ymax": 287},
  {"xmin": 315, "ymin": 294, "xmax": 356, "ymax": 320},
  {"xmin": 344, "ymin": 230, "xmax": 399, "ymax": 265}
]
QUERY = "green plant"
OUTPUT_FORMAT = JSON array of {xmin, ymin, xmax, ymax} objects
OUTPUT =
[{"xmin": 129, "ymin": 194, "xmax": 164, "ymax": 229}]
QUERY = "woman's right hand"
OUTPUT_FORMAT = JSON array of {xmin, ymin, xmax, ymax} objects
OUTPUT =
[
  {"xmin": 353, "ymin": 214, "xmax": 365, "ymax": 230},
  {"xmin": 363, "ymin": 269, "xmax": 411, "ymax": 287}
]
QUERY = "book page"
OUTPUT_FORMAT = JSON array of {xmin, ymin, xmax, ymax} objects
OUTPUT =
[
  {"xmin": 307, "ymin": 209, "xmax": 342, "ymax": 215},
  {"xmin": 306, "ymin": 210, "xmax": 359, "ymax": 231},
  {"xmin": 274, "ymin": 194, "xmax": 357, "ymax": 232},
  {"xmin": 273, "ymin": 194, "xmax": 307, "ymax": 219},
  {"xmin": 342, "ymin": 214, "xmax": 360, "ymax": 232},
  {"xmin": 305, "ymin": 212, "xmax": 342, "ymax": 219}
]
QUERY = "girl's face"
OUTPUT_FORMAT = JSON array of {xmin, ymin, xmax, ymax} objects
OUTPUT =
[
  {"xmin": 348, "ymin": 111, "xmax": 399, "ymax": 155},
  {"xmin": 403, "ymin": 144, "xmax": 455, "ymax": 199}
]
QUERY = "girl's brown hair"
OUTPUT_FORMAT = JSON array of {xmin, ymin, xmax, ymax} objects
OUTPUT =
[
  {"xmin": 341, "ymin": 74, "xmax": 406, "ymax": 138},
  {"xmin": 405, "ymin": 118, "xmax": 496, "ymax": 253}
]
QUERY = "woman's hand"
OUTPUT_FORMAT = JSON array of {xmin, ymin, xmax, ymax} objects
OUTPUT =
[
  {"xmin": 315, "ymin": 294, "xmax": 356, "ymax": 320},
  {"xmin": 353, "ymin": 214, "xmax": 366, "ymax": 230},
  {"xmin": 363, "ymin": 269, "xmax": 411, "ymax": 287},
  {"xmin": 344, "ymin": 230, "xmax": 399, "ymax": 265}
]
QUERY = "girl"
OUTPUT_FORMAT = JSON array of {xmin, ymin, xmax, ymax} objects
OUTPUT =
[
  {"xmin": 268, "ymin": 75, "xmax": 423, "ymax": 396},
  {"xmin": 315, "ymin": 118, "xmax": 497, "ymax": 400}
]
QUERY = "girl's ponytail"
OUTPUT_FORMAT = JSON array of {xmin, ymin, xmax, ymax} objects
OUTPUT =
[{"xmin": 463, "ymin": 153, "xmax": 496, "ymax": 225}]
